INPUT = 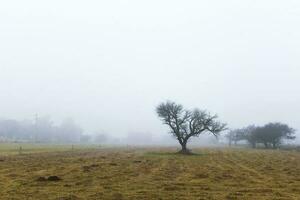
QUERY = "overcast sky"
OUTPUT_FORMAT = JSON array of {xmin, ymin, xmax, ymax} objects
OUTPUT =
[{"xmin": 0, "ymin": 0, "xmax": 300, "ymax": 138}]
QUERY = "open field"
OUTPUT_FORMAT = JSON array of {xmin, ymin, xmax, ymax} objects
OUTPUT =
[
  {"xmin": 0, "ymin": 145, "xmax": 300, "ymax": 200},
  {"xmin": 0, "ymin": 143, "xmax": 101, "ymax": 156}
]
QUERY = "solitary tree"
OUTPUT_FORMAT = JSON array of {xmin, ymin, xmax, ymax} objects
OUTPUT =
[{"xmin": 156, "ymin": 101, "xmax": 227, "ymax": 154}]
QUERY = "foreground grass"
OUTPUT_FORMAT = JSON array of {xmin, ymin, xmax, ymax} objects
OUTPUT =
[{"xmin": 0, "ymin": 146, "xmax": 300, "ymax": 200}]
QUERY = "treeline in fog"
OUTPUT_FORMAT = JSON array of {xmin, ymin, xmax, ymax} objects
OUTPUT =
[
  {"xmin": 226, "ymin": 122, "xmax": 296, "ymax": 149},
  {"xmin": 0, "ymin": 117, "xmax": 85, "ymax": 143}
]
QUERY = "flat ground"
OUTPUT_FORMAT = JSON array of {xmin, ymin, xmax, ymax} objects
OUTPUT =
[{"xmin": 0, "ymin": 145, "xmax": 300, "ymax": 200}]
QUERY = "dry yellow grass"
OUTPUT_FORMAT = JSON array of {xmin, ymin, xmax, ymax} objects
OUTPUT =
[{"xmin": 0, "ymin": 146, "xmax": 300, "ymax": 200}]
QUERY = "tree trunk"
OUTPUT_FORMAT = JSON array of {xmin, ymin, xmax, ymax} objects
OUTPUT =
[{"xmin": 178, "ymin": 141, "xmax": 191, "ymax": 154}]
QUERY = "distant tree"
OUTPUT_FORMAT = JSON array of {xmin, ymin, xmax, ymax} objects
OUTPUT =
[
  {"xmin": 238, "ymin": 123, "xmax": 295, "ymax": 149},
  {"xmin": 35, "ymin": 116, "xmax": 54, "ymax": 142},
  {"xmin": 225, "ymin": 130, "xmax": 234, "ymax": 146},
  {"xmin": 94, "ymin": 133, "xmax": 108, "ymax": 144},
  {"xmin": 126, "ymin": 132, "xmax": 153, "ymax": 145},
  {"xmin": 80, "ymin": 134, "xmax": 91, "ymax": 143},
  {"xmin": 58, "ymin": 118, "xmax": 83, "ymax": 143},
  {"xmin": 156, "ymin": 101, "xmax": 227, "ymax": 154},
  {"xmin": 259, "ymin": 123, "xmax": 295, "ymax": 149},
  {"xmin": 226, "ymin": 129, "xmax": 246, "ymax": 146},
  {"xmin": 0, "ymin": 117, "xmax": 85, "ymax": 143},
  {"xmin": 0, "ymin": 120, "xmax": 22, "ymax": 141},
  {"xmin": 242, "ymin": 125, "xmax": 258, "ymax": 148},
  {"xmin": 252, "ymin": 126, "xmax": 270, "ymax": 148}
]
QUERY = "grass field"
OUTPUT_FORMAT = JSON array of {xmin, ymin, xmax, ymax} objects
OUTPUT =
[
  {"xmin": 0, "ymin": 143, "xmax": 101, "ymax": 156},
  {"xmin": 0, "ymin": 144, "xmax": 300, "ymax": 200}
]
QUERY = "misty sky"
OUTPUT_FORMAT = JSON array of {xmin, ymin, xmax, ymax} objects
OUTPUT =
[{"xmin": 1, "ymin": 1, "xmax": 300, "ymax": 139}]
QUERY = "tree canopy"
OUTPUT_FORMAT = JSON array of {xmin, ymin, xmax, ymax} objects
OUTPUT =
[{"xmin": 227, "ymin": 123, "xmax": 296, "ymax": 149}]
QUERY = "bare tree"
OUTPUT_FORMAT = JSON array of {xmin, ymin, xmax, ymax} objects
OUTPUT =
[
  {"xmin": 156, "ymin": 101, "xmax": 227, "ymax": 154},
  {"xmin": 226, "ymin": 129, "xmax": 246, "ymax": 146}
]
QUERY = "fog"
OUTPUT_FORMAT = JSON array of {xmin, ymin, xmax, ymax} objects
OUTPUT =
[{"xmin": 1, "ymin": 0, "xmax": 300, "ymax": 143}]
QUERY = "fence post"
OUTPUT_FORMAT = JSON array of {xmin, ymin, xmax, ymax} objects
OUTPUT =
[{"xmin": 19, "ymin": 146, "xmax": 22, "ymax": 155}]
